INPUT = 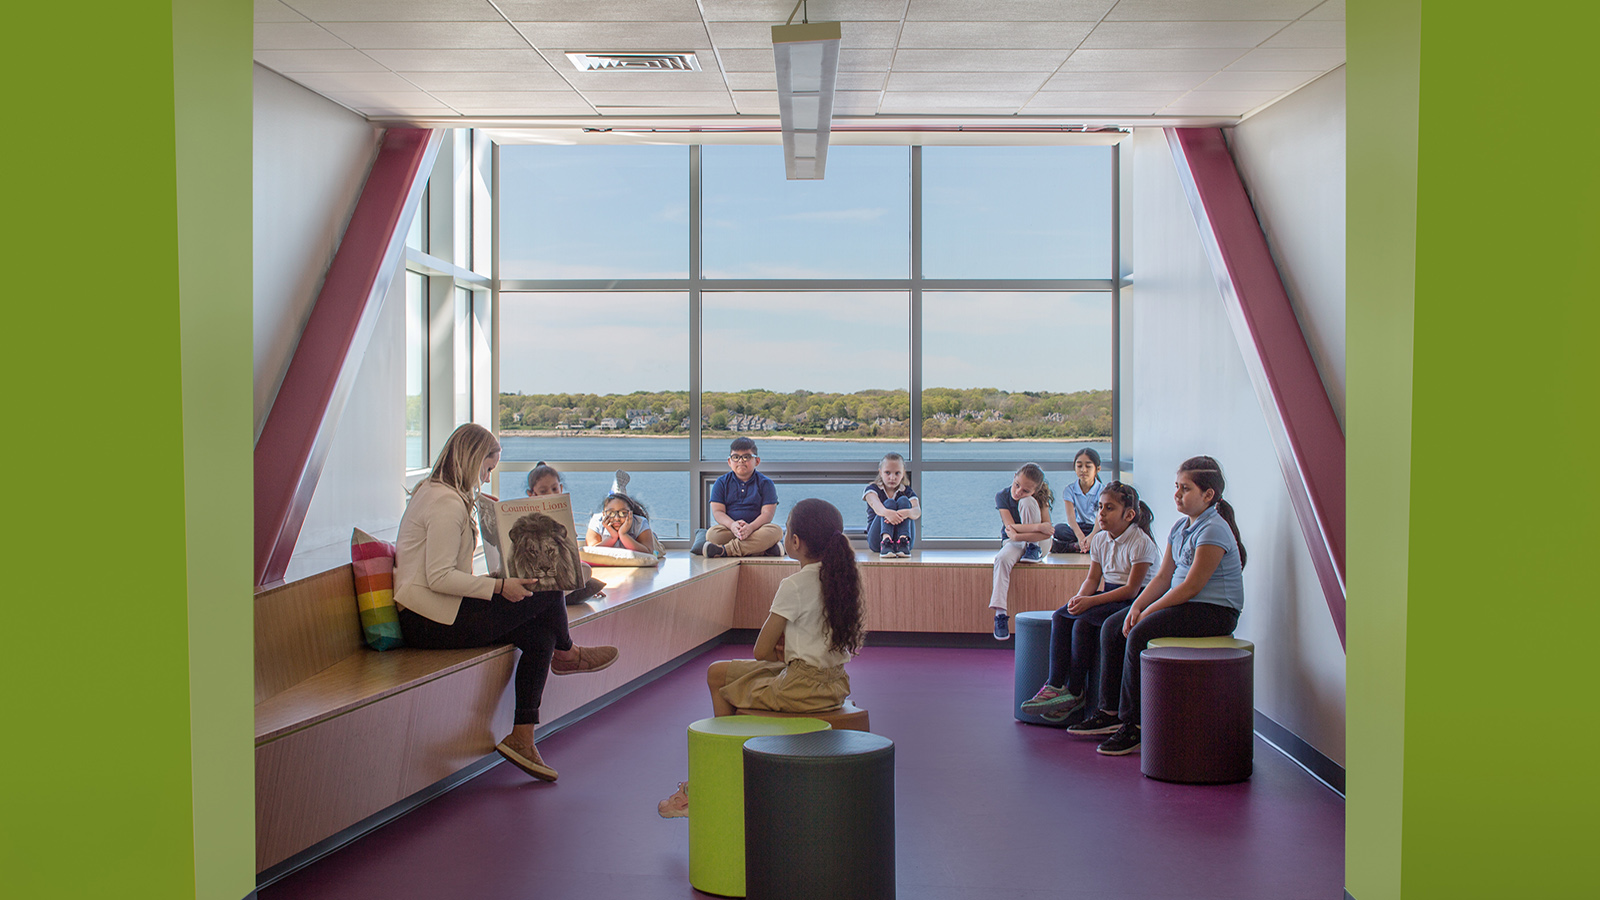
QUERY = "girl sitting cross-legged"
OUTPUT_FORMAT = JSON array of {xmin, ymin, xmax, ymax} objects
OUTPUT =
[{"xmin": 658, "ymin": 498, "xmax": 866, "ymax": 818}]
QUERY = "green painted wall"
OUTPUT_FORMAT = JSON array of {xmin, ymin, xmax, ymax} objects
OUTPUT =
[
  {"xmin": 174, "ymin": 1, "xmax": 256, "ymax": 898},
  {"xmin": 1, "ymin": 2, "xmax": 253, "ymax": 898},
  {"xmin": 1346, "ymin": 3, "xmax": 1420, "ymax": 898},
  {"xmin": 1396, "ymin": 1, "xmax": 1599, "ymax": 898}
]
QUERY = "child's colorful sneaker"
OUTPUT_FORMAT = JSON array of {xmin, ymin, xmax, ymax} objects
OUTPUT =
[{"xmin": 1021, "ymin": 684, "xmax": 1082, "ymax": 716}]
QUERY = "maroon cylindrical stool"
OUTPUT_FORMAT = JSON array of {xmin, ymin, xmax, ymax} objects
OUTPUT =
[{"xmin": 1140, "ymin": 647, "xmax": 1253, "ymax": 784}]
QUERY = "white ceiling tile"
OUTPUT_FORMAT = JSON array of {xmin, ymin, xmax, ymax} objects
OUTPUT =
[
  {"xmin": 716, "ymin": 49, "xmax": 776, "ymax": 72},
  {"xmin": 492, "ymin": 0, "xmax": 702, "ymax": 22},
  {"xmin": 1259, "ymin": 20, "xmax": 1344, "ymax": 49},
  {"xmin": 840, "ymin": 49, "xmax": 896, "ymax": 71},
  {"xmin": 1023, "ymin": 92, "xmax": 1184, "ymax": 113},
  {"xmin": 563, "ymin": 71, "xmax": 729, "ymax": 91},
  {"xmin": 898, "ymin": 22, "xmax": 1096, "ymax": 50},
  {"xmin": 709, "ymin": 20, "xmax": 902, "ymax": 49},
  {"xmin": 254, "ymin": 49, "xmax": 388, "ymax": 72},
  {"xmin": 584, "ymin": 91, "xmax": 735, "ymax": 108},
  {"xmin": 833, "ymin": 90, "xmax": 884, "ymax": 112},
  {"xmin": 282, "ymin": 0, "xmax": 503, "ymax": 21},
  {"xmin": 886, "ymin": 72, "xmax": 1050, "ymax": 92},
  {"xmin": 1059, "ymin": 48, "xmax": 1248, "ymax": 71},
  {"xmin": 1226, "ymin": 47, "xmax": 1344, "ymax": 70},
  {"xmin": 1043, "ymin": 70, "xmax": 1213, "ymax": 91},
  {"xmin": 323, "ymin": 90, "xmax": 455, "ymax": 113},
  {"xmin": 890, "ymin": 49, "xmax": 1072, "ymax": 71},
  {"xmin": 256, "ymin": 1, "xmax": 308, "ymax": 24},
  {"xmin": 701, "ymin": 0, "xmax": 906, "ymax": 22},
  {"xmin": 320, "ymin": 21, "xmax": 529, "ymax": 49},
  {"xmin": 838, "ymin": 72, "xmax": 887, "ymax": 91},
  {"xmin": 285, "ymin": 71, "xmax": 419, "ymax": 94},
  {"xmin": 726, "ymin": 72, "xmax": 776, "ymax": 92},
  {"xmin": 595, "ymin": 106, "xmax": 735, "ymax": 116},
  {"xmin": 1199, "ymin": 69, "xmax": 1321, "ymax": 90},
  {"xmin": 879, "ymin": 91, "xmax": 1034, "ymax": 111},
  {"xmin": 364, "ymin": 48, "xmax": 557, "ymax": 72},
  {"xmin": 1302, "ymin": 0, "xmax": 1346, "ymax": 21},
  {"xmin": 1081, "ymin": 21, "xmax": 1289, "ymax": 49},
  {"xmin": 1161, "ymin": 90, "xmax": 1286, "ymax": 112},
  {"xmin": 1105, "ymin": 0, "xmax": 1322, "ymax": 21},
  {"xmin": 255, "ymin": 23, "xmax": 351, "ymax": 50},
  {"xmin": 724, "ymin": 71, "xmax": 882, "ymax": 91},
  {"xmin": 430, "ymin": 91, "xmax": 596, "ymax": 112},
  {"xmin": 732, "ymin": 91, "xmax": 779, "ymax": 113},
  {"xmin": 515, "ymin": 21, "xmax": 713, "ymax": 50},
  {"xmin": 401, "ymin": 70, "xmax": 571, "ymax": 91},
  {"xmin": 1026, "ymin": 90, "xmax": 1186, "ymax": 106},
  {"xmin": 909, "ymin": 1, "xmax": 1117, "ymax": 21}
]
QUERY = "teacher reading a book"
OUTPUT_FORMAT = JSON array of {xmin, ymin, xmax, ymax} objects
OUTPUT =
[{"xmin": 396, "ymin": 423, "xmax": 620, "ymax": 782}]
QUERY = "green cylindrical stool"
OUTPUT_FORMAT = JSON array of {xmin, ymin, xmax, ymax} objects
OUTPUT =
[
  {"xmin": 1148, "ymin": 635, "xmax": 1255, "ymax": 653},
  {"xmin": 688, "ymin": 715, "xmax": 831, "ymax": 897}
]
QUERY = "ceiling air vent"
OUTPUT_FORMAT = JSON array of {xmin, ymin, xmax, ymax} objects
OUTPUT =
[{"xmin": 566, "ymin": 52, "xmax": 702, "ymax": 72}]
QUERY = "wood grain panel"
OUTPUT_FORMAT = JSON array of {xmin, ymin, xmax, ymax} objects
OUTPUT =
[
  {"xmin": 256, "ymin": 692, "xmax": 414, "ymax": 871},
  {"xmin": 538, "ymin": 570, "xmax": 739, "ymax": 724},
  {"xmin": 398, "ymin": 655, "xmax": 516, "ymax": 795},
  {"xmin": 255, "ymin": 565, "xmax": 363, "ymax": 703},
  {"xmin": 255, "ymin": 644, "xmax": 515, "ymax": 742},
  {"xmin": 732, "ymin": 560, "xmax": 797, "ymax": 627}
]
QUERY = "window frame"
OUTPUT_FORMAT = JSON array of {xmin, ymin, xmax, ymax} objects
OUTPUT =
[{"xmin": 490, "ymin": 142, "xmax": 1124, "ymax": 548}]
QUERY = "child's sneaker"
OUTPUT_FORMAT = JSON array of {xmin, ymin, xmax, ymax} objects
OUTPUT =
[
  {"xmin": 1066, "ymin": 711, "xmax": 1123, "ymax": 735},
  {"xmin": 879, "ymin": 542, "xmax": 896, "ymax": 559},
  {"xmin": 993, "ymin": 612, "xmax": 1010, "ymax": 641},
  {"xmin": 1020, "ymin": 543, "xmax": 1043, "ymax": 563},
  {"xmin": 1021, "ymin": 684, "xmax": 1082, "ymax": 716},
  {"xmin": 1096, "ymin": 723, "xmax": 1141, "ymax": 756},
  {"xmin": 895, "ymin": 536, "xmax": 912, "ymax": 557}
]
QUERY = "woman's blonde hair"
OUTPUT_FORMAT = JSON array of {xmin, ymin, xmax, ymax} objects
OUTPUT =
[{"xmin": 426, "ymin": 424, "xmax": 500, "ymax": 516}]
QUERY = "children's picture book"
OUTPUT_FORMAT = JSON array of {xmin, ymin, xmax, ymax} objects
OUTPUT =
[{"xmin": 476, "ymin": 492, "xmax": 585, "ymax": 592}]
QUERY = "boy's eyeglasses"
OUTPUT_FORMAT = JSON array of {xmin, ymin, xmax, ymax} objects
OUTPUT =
[{"xmin": 729, "ymin": 454, "xmax": 755, "ymax": 462}]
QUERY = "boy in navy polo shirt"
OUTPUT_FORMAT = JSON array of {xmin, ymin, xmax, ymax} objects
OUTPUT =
[{"xmin": 704, "ymin": 437, "xmax": 782, "ymax": 557}]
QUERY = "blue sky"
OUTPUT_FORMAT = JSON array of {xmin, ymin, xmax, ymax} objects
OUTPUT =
[{"xmin": 496, "ymin": 144, "xmax": 1113, "ymax": 396}]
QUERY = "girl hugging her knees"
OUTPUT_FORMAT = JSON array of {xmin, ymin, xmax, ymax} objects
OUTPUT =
[
  {"xmin": 864, "ymin": 452, "xmax": 920, "ymax": 558},
  {"xmin": 1069, "ymin": 455, "xmax": 1248, "ymax": 757},
  {"xmin": 989, "ymin": 463, "xmax": 1055, "ymax": 641},
  {"xmin": 658, "ymin": 498, "xmax": 866, "ymax": 819}
]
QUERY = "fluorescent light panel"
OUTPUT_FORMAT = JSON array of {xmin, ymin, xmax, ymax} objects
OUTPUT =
[{"xmin": 772, "ymin": 21, "xmax": 840, "ymax": 180}]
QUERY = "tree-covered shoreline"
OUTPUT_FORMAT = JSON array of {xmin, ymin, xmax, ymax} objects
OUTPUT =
[{"xmin": 494, "ymin": 387, "xmax": 1111, "ymax": 440}]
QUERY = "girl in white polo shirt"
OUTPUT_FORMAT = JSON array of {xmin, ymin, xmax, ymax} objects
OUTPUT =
[{"xmin": 1021, "ymin": 481, "xmax": 1160, "ymax": 723}]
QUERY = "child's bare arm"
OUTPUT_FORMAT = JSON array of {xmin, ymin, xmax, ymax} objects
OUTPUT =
[{"xmin": 753, "ymin": 613, "xmax": 788, "ymax": 662}]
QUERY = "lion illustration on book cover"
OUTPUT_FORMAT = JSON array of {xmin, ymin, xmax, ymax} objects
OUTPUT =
[{"xmin": 507, "ymin": 512, "xmax": 583, "ymax": 591}]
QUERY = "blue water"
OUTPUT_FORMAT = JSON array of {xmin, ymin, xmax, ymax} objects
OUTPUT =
[{"xmin": 481, "ymin": 436, "xmax": 1115, "ymax": 542}]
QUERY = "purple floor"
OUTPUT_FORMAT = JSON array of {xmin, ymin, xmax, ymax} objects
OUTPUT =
[{"xmin": 260, "ymin": 645, "xmax": 1344, "ymax": 900}]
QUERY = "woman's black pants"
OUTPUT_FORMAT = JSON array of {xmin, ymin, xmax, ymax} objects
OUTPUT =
[{"xmin": 399, "ymin": 591, "xmax": 573, "ymax": 725}]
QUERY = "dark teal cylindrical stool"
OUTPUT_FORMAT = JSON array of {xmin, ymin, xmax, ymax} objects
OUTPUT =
[
  {"xmin": 743, "ymin": 730, "xmax": 895, "ymax": 900},
  {"xmin": 1012, "ymin": 610, "xmax": 1070, "ymax": 727}
]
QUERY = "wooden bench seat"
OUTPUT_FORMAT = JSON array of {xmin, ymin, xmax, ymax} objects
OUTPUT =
[
  {"xmin": 255, "ymin": 548, "xmax": 1087, "ymax": 874},
  {"xmin": 256, "ymin": 644, "xmax": 514, "ymax": 743}
]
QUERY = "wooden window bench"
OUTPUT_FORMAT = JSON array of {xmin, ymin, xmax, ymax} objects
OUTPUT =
[{"xmin": 254, "ymin": 550, "xmax": 1088, "ymax": 873}]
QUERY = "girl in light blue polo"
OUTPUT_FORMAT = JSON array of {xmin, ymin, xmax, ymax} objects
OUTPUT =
[
  {"xmin": 1071, "ymin": 455, "xmax": 1247, "ymax": 757},
  {"xmin": 1053, "ymin": 447, "xmax": 1104, "ymax": 553}
]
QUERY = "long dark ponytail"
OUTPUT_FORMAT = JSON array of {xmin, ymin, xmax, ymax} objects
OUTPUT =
[
  {"xmin": 788, "ymin": 498, "xmax": 865, "ymax": 655},
  {"xmin": 1178, "ymin": 456, "xmax": 1247, "ymax": 569},
  {"xmin": 1103, "ymin": 481, "xmax": 1155, "ymax": 540}
]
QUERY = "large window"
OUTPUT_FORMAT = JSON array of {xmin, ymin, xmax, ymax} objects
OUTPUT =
[{"xmin": 495, "ymin": 142, "xmax": 1120, "ymax": 545}]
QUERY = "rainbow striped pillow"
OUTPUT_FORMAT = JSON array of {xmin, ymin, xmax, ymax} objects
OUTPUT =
[{"xmin": 351, "ymin": 528, "xmax": 404, "ymax": 651}]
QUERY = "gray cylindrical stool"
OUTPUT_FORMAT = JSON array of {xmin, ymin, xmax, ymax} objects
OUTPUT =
[
  {"xmin": 1013, "ymin": 610, "xmax": 1071, "ymax": 727},
  {"xmin": 1140, "ymin": 647, "xmax": 1253, "ymax": 784},
  {"xmin": 743, "ymin": 730, "xmax": 895, "ymax": 900}
]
